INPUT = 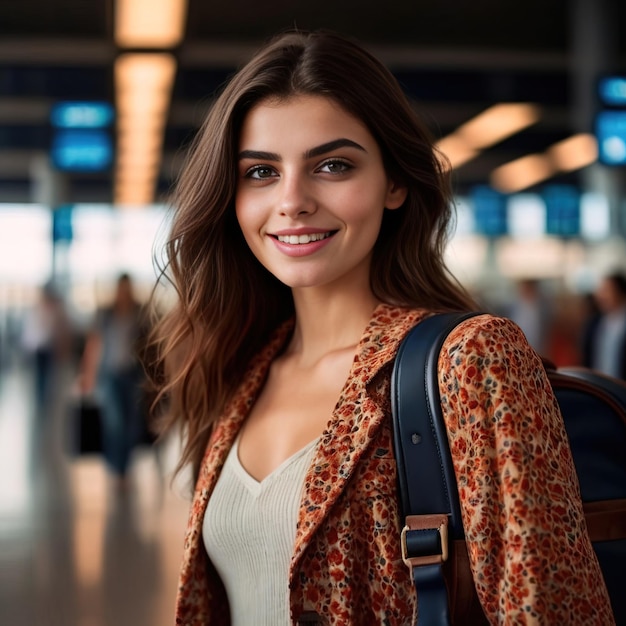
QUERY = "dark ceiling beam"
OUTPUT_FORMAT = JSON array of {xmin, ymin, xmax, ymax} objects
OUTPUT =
[
  {"xmin": 0, "ymin": 99, "xmax": 54, "ymax": 123},
  {"xmin": 179, "ymin": 40, "xmax": 571, "ymax": 71},
  {"xmin": 0, "ymin": 39, "xmax": 115, "ymax": 65},
  {"xmin": 0, "ymin": 37, "xmax": 574, "ymax": 73}
]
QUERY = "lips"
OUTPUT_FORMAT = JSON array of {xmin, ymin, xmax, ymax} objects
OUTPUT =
[{"xmin": 270, "ymin": 229, "xmax": 337, "ymax": 257}]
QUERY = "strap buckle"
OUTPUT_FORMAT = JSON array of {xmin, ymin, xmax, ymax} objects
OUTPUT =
[{"xmin": 400, "ymin": 514, "xmax": 449, "ymax": 568}]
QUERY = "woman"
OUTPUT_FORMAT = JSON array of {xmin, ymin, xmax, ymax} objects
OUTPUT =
[
  {"xmin": 80, "ymin": 273, "xmax": 148, "ymax": 488},
  {"xmin": 582, "ymin": 272, "xmax": 626, "ymax": 380},
  {"xmin": 148, "ymin": 30, "xmax": 613, "ymax": 625}
]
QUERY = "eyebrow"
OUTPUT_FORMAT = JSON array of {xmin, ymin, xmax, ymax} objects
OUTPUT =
[
  {"xmin": 305, "ymin": 138, "xmax": 366, "ymax": 158},
  {"xmin": 238, "ymin": 138, "xmax": 367, "ymax": 162}
]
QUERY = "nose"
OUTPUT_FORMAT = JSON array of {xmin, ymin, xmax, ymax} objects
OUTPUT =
[{"xmin": 277, "ymin": 171, "xmax": 316, "ymax": 218}]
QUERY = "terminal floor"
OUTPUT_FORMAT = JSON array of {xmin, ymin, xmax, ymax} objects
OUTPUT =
[{"xmin": 0, "ymin": 364, "xmax": 192, "ymax": 626}]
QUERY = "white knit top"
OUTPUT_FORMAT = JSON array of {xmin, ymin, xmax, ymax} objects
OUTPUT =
[{"xmin": 203, "ymin": 436, "xmax": 319, "ymax": 626}]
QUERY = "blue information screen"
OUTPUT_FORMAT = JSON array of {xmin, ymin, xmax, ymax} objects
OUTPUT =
[
  {"xmin": 598, "ymin": 76, "xmax": 626, "ymax": 107},
  {"xmin": 595, "ymin": 110, "xmax": 626, "ymax": 166},
  {"xmin": 51, "ymin": 129, "xmax": 114, "ymax": 172},
  {"xmin": 471, "ymin": 185, "xmax": 508, "ymax": 237},
  {"xmin": 543, "ymin": 185, "xmax": 580, "ymax": 237},
  {"xmin": 50, "ymin": 101, "xmax": 115, "ymax": 129},
  {"xmin": 52, "ymin": 205, "xmax": 74, "ymax": 242}
]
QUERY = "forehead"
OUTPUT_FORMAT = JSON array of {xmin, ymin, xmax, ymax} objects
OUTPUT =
[{"xmin": 239, "ymin": 94, "xmax": 372, "ymax": 146}]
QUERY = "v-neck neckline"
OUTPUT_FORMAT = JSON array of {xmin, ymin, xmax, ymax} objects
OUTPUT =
[{"xmin": 230, "ymin": 435, "xmax": 320, "ymax": 494}]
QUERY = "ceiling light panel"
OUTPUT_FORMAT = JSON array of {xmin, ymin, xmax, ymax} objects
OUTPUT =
[{"xmin": 115, "ymin": 0, "xmax": 187, "ymax": 48}]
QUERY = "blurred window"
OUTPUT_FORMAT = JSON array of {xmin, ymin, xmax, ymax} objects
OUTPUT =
[{"xmin": 0, "ymin": 204, "xmax": 51, "ymax": 285}]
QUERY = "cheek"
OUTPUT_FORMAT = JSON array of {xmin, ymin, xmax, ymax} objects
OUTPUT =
[
  {"xmin": 235, "ymin": 213, "xmax": 264, "ymax": 263},
  {"xmin": 234, "ymin": 193, "xmax": 258, "ymax": 237},
  {"xmin": 340, "ymin": 190, "xmax": 386, "ymax": 229},
  {"xmin": 345, "ymin": 175, "xmax": 390, "ymax": 211}
]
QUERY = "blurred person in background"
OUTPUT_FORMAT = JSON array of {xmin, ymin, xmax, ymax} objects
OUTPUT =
[
  {"xmin": 21, "ymin": 281, "xmax": 72, "ymax": 413},
  {"xmin": 582, "ymin": 271, "xmax": 626, "ymax": 380},
  {"xmin": 78, "ymin": 273, "xmax": 149, "ymax": 489},
  {"xmin": 545, "ymin": 288, "xmax": 590, "ymax": 367},
  {"xmin": 506, "ymin": 278, "xmax": 552, "ymax": 356}
]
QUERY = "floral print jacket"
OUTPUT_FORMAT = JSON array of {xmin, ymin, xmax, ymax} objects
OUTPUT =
[{"xmin": 175, "ymin": 304, "xmax": 614, "ymax": 625}]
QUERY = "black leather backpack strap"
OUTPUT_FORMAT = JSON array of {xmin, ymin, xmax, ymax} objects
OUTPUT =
[{"xmin": 391, "ymin": 312, "xmax": 480, "ymax": 626}]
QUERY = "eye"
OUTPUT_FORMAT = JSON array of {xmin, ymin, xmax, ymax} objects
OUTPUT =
[
  {"xmin": 244, "ymin": 165, "xmax": 276, "ymax": 179},
  {"xmin": 317, "ymin": 159, "xmax": 352, "ymax": 175}
]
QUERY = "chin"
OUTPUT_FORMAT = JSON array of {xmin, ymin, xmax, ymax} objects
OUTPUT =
[{"xmin": 275, "ymin": 272, "xmax": 329, "ymax": 290}]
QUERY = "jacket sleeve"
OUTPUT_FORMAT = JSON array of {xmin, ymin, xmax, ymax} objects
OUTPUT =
[{"xmin": 438, "ymin": 314, "xmax": 614, "ymax": 625}]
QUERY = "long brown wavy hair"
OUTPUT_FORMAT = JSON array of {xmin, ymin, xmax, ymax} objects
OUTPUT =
[{"xmin": 148, "ymin": 30, "xmax": 477, "ymax": 480}]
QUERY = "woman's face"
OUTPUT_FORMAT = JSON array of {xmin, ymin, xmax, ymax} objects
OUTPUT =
[
  {"xmin": 595, "ymin": 277, "xmax": 624, "ymax": 313},
  {"xmin": 235, "ymin": 95, "xmax": 406, "ymax": 294}
]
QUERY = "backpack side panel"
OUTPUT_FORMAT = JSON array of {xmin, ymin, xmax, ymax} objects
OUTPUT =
[{"xmin": 548, "ymin": 368, "xmax": 626, "ymax": 625}]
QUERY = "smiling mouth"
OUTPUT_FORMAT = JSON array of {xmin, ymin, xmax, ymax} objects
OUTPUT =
[{"xmin": 274, "ymin": 232, "xmax": 335, "ymax": 244}]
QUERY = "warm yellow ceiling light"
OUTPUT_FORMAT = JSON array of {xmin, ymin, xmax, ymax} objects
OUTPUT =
[
  {"xmin": 490, "ymin": 132, "xmax": 599, "ymax": 193},
  {"xmin": 115, "ymin": 0, "xmax": 188, "ymax": 48},
  {"xmin": 490, "ymin": 154, "xmax": 555, "ymax": 193},
  {"xmin": 114, "ymin": 182, "xmax": 158, "ymax": 207},
  {"xmin": 116, "ymin": 131, "xmax": 165, "ymax": 154},
  {"xmin": 455, "ymin": 103, "xmax": 541, "ymax": 150},
  {"xmin": 436, "ymin": 135, "xmax": 479, "ymax": 169},
  {"xmin": 114, "ymin": 53, "xmax": 177, "ymax": 206},
  {"xmin": 115, "ymin": 53, "xmax": 177, "ymax": 97},
  {"xmin": 547, "ymin": 133, "xmax": 598, "ymax": 172},
  {"xmin": 436, "ymin": 103, "xmax": 541, "ymax": 170}
]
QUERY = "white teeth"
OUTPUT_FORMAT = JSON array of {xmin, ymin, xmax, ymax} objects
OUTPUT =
[{"xmin": 276, "ymin": 232, "xmax": 332, "ymax": 244}]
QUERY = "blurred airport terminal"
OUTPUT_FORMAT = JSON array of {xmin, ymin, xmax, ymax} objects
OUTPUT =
[{"xmin": 1, "ymin": 0, "xmax": 625, "ymax": 624}]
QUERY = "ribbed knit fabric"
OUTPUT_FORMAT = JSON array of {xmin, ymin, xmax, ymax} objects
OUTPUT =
[{"xmin": 203, "ymin": 436, "xmax": 319, "ymax": 626}]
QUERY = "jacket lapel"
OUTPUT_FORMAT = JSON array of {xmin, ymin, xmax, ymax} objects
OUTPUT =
[
  {"xmin": 290, "ymin": 304, "xmax": 425, "ymax": 575},
  {"xmin": 182, "ymin": 304, "xmax": 426, "ymax": 599},
  {"xmin": 182, "ymin": 320, "xmax": 295, "ymax": 576}
]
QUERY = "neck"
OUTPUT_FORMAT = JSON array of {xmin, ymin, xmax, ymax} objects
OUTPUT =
[{"xmin": 287, "ymin": 286, "xmax": 381, "ymax": 366}]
